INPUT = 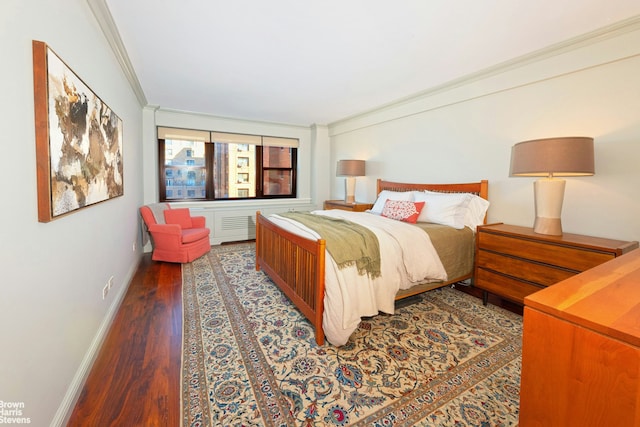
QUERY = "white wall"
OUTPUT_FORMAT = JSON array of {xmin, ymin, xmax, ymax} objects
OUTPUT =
[
  {"xmin": 329, "ymin": 20, "xmax": 640, "ymax": 243},
  {"xmin": 0, "ymin": 0, "xmax": 143, "ymax": 425}
]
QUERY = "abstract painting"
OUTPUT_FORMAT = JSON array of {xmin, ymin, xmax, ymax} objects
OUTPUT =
[{"xmin": 33, "ymin": 40, "xmax": 123, "ymax": 222}]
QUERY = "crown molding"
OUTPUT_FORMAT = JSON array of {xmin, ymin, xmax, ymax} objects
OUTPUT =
[
  {"xmin": 329, "ymin": 14, "xmax": 640, "ymax": 133},
  {"xmin": 87, "ymin": 0, "xmax": 147, "ymax": 107}
]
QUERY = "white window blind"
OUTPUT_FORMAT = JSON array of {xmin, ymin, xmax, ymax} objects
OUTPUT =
[
  {"xmin": 158, "ymin": 127, "xmax": 298, "ymax": 147},
  {"xmin": 157, "ymin": 126, "xmax": 211, "ymax": 142},
  {"xmin": 211, "ymin": 132, "xmax": 261, "ymax": 145}
]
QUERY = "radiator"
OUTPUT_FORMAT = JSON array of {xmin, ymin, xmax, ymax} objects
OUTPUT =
[
  {"xmin": 212, "ymin": 211, "xmax": 257, "ymax": 244},
  {"xmin": 189, "ymin": 203, "xmax": 315, "ymax": 245}
]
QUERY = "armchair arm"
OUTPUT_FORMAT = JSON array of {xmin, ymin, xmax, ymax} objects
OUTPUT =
[
  {"xmin": 191, "ymin": 216, "xmax": 207, "ymax": 228},
  {"xmin": 148, "ymin": 223, "xmax": 183, "ymax": 248}
]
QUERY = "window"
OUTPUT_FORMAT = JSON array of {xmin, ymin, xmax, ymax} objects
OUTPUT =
[
  {"xmin": 263, "ymin": 146, "xmax": 293, "ymax": 196},
  {"xmin": 158, "ymin": 127, "xmax": 298, "ymax": 201},
  {"xmin": 237, "ymin": 173, "xmax": 249, "ymax": 184},
  {"xmin": 160, "ymin": 138, "xmax": 206, "ymax": 201},
  {"xmin": 237, "ymin": 157, "xmax": 249, "ymax": 168}
]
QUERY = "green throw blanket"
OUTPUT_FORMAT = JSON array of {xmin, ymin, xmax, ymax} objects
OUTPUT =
[{"xmin": 279, "ymin": 212, "xmax": 381, "ymax": 278}]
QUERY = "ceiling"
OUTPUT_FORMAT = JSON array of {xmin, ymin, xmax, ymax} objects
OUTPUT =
[{"xmin": 103, "ymin": 0, "xmax": 640, "ymax": 126}]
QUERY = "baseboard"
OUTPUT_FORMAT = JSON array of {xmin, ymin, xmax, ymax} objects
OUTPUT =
[{"xmin": 49, "ymin": 256, "xmax": 142, "ymax": 427}]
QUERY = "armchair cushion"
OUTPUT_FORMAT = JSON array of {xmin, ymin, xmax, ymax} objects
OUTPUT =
[
  {"xmin": 182, "ymin": 228, "xmax": 210, "ymax": 244},
  {"xmin": 164, "ymin": 208, "xmax": 193, "ymax": 229}
]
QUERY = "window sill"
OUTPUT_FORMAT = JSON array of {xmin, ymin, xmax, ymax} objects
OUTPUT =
[{"xmin": 171, "ymin": 197, "xmax": 313, "ymax": 211}]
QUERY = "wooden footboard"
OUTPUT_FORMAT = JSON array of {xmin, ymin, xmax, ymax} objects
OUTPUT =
[{"xmin": 256, "ymin": 211, "xmax": 327, "ymax": 345}]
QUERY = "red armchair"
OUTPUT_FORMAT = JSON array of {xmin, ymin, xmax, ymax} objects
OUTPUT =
[{"xmin": 139, "ymin": 203, "xmax": 211, "ymax": 263}]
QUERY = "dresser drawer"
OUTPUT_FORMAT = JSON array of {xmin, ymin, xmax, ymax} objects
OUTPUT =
[
  {"xmin": 474, "ymin": 223, "xmax": 638, "ymax": 306},
  {"xmin": 478, "ymin": 232, "xmax": 615, "ymax": 272},
  {"xmin": 475, "ymin": 269, "xmax": 543, "ymax": 304},
  {"xmin": 476, "ymin": 250, "xmax": 575, "ymax": 287}
]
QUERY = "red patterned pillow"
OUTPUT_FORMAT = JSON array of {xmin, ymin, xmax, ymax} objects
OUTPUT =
[{"xmin": 381, "ymin": 200, "xmax": 425, "ymax": 223}]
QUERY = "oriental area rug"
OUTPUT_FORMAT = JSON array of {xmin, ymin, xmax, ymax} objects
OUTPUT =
[{"xmin": 181, "ymin": 243, "xmax": 522, "ymax": 426}]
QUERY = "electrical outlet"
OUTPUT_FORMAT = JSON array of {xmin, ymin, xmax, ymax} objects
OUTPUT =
[{"xmin": 102, "ymin": 283, "xmax": 109, "ymax": 300}]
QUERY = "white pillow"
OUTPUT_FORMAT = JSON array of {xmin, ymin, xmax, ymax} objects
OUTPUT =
[
  {"xmin": 370, "ymin": 190, "xmax": 414, "ymax": 215},
  {"xmin": 413, "ymin": 191, "xmax": 472, "ymax": 229},
  {"xmin": 464, "ymin": 194, "xmax": 490, "ymax": 230}
]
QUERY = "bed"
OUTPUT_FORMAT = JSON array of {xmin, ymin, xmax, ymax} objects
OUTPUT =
[{"xmin": 255, "ymin": 179, "xmax": 489, "ymax": 346}]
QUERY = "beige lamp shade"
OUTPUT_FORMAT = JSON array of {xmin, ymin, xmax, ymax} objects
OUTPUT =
[
  {"xmin": 510, "ymin": 137, "xmax": 594, "ymax": 177},
  {"xmin": 336, "ymin": 159, "xmax": 366, "ymax": 177},
  {"xmin": 336, "ymin": 160, "xmax": 366, "ymax": 204},
  {"xmin": 510, "ymin": 137, "xmax": 594, "ymax": 236}
]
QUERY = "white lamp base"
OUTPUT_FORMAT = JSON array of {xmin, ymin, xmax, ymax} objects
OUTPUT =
[
  {"xmin": 344, "ymin": 176, "xmax": 356, "ymax": 204},
  {"xmin": 533, "ymin": 178, "xmax": 565, "ymax": 236}
]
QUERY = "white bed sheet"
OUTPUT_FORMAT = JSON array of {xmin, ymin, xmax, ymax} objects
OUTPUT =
[{"xmin": 267, "ymin": 210, "xmax": 447, "ymax": 346}]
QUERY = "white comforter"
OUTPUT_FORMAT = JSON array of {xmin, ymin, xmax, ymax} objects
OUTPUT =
[{"xmin": 267, "ymin": 210, "xmax": 447, "ymax": 346}]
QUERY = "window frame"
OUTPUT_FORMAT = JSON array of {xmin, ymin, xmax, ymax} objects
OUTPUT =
[
  {"xmin": 158, "ymin": 132, "xmax": 298, "ymax": 202},
  {"xmin": 257, "ymin": 146, "xmax": 297, "ymax": 198}
]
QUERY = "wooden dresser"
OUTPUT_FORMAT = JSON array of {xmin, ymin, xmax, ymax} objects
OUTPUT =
[
  {"xmin": 519, "ymin": 249, "xmax": 640, "ymax": 426},
  {"xmin": 474, "ymin": 223, "xmax": 638, "ymax": 305},
  {"xmin": 323, "ymin": 200, "xmax": 373, "ymax": 212}
]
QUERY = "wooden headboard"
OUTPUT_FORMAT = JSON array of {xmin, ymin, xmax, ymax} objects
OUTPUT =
[{"xmin": 377, "ymin": 179, "xmax": 489, "ymax": 200}]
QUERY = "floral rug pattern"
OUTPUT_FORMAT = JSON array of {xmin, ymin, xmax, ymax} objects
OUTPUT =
[{"xmin": 182, "ymin": 243, "xmax": 521, "ymax": 426}]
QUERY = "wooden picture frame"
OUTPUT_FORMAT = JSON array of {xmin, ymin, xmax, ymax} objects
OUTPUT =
[{"xmin": 32, "ymin": 40, "xmax": 123, "ymax": 222}]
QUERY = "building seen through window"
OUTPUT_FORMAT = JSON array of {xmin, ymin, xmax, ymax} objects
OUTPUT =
[
  {"xmin": 158, "ymin": 127, "xmax": 297, "ymax": 201},
  {"xmin": 163, "ymin": 139, "xmax": 206, "ymax": 200}
]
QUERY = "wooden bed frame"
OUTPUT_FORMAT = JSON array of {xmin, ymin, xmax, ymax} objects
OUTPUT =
[{"xmin": 256, "ymin": 179, "xmax": 489, "ymax": 345}]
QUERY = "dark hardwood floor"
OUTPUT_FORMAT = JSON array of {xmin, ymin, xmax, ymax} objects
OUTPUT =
[
  {"xmin": 67, "ymin": 248, "xmax": 522, "ymax": 426},
  {"xmin": 68, "ymin": 254, "xmax": 182, "ymax": 427}
]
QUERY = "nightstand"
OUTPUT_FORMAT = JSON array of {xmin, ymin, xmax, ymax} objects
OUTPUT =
[
  {"xmin": 474, "ymin": 223, "xmax": 638, "ymax": 305},
  {"xmin": 323, "ymin": 200, "xmax": 373, "ymax": 212}
]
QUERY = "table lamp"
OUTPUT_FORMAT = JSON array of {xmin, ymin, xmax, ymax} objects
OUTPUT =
[
  {"xmin": 510, "ymin": 137, "xmax": 594, "ymax": 236},
  {"xmin": 336, "ymin": 160, "xmax": 366, "ymax": 204}
]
